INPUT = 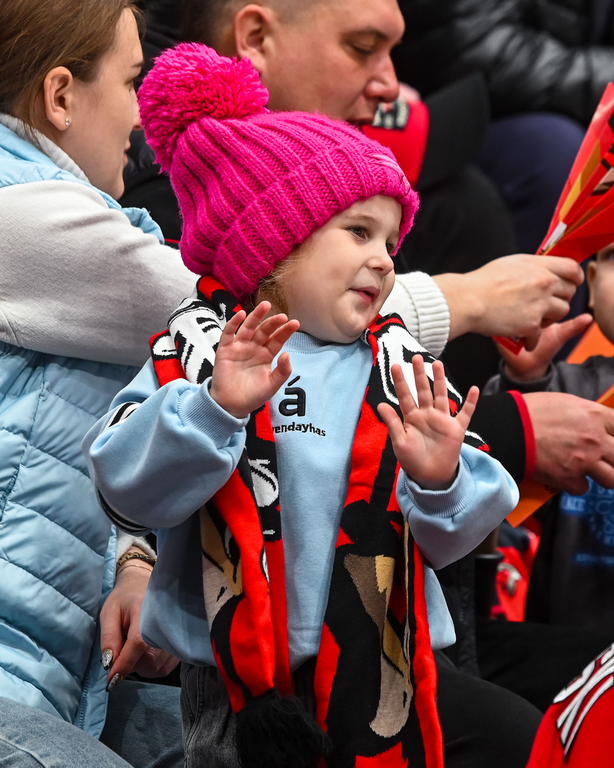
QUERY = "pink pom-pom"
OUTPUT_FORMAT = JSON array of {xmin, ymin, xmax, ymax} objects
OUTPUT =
[{"xmin": 139, "ymin": 43, "xmax": 269, "ymax": 171}]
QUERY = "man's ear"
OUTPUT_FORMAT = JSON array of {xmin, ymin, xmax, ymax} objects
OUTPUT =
[
  {"xmin": 233, "ymin": 3, "xmax": 276, "ymax": 74},
  {"xmin": 42, "ymin": 67, "xmax": 75, "ymax": 132},
  {"xmin": 587, "ymin": 259, "xmax": 597, "ymax": 310}
]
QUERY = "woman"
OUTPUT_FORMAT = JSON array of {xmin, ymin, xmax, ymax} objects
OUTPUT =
[{"xmin": 0, "ymin": 1, "xmax": 196, "ymax": 766}]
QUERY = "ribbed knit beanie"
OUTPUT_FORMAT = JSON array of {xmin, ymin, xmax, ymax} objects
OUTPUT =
[{"xmin": 139, "ymin": 43, "xmax": 419, "ymax": 300}]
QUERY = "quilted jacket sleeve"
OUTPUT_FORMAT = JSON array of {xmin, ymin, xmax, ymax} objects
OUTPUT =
[{"xmin": 395, "ymin": 0, "xmax": 614, "ymax": 125}]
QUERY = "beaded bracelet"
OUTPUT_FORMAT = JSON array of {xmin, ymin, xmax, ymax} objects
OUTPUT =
[{"xmin": 116, "ymin": 550, "xmax": 156, "ymax": 574}]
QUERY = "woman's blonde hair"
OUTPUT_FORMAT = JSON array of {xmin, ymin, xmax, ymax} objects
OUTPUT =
[{"xmin": 0, "ymin": 0, "xmax": 140, "ymax": 127}]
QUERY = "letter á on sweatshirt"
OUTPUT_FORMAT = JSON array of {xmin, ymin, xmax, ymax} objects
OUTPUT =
[{"xmin": 279, "ymin": 376, "xmax": 306, "ymax": 417}]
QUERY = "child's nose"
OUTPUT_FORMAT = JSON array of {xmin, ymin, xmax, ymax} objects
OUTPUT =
[{"xmin": 371, "ymin": 249, "xmax": 395, "ymax": 274}]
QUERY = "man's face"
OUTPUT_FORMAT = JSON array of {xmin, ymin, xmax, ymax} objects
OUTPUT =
[{"xmin": 259, "ymin": 0, "xmax": 404, "ymax": 124}]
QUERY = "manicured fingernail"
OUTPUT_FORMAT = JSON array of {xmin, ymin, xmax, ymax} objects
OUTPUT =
[
  {"xmin": 106, "ymin": 674, "xmax": 123, "ymax": 692},
  {"xmin": 101, "ymin": 649, "xmax": 113, "ymax": 670}
]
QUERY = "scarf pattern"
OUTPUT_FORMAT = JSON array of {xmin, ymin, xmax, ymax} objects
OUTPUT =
[{"xmin": 150, "ymin": 276, "xmax": 486, "ymax": 767}]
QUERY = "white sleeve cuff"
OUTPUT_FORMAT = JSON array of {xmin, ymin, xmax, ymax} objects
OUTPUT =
[
  {"xmin": 116, "ymin": 531, "xmax": 157, "ymax": 562},
  {"xmin": 383, "ymin": 272, "xmax": 450, "ymax": 358}
]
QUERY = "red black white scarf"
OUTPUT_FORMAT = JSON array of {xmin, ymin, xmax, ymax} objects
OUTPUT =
[{"xmin": 151, "ymin": 276, "xmax": 485, "ymax": 768}]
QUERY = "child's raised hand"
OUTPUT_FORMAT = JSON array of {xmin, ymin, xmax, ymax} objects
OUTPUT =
[
  {"xmin": 377, "ymin": 356, "xmax": 479, "ymax": 490},
  {"xmin": 209, "ymin": 301, "xmax": 300, "ymax": 419},
  {"xmin": 497, "ymin": 313, "xmax": 593, "ymax": 382}
]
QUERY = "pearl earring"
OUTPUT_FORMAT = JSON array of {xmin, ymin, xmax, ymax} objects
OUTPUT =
[{"xmin": 65, "ymin": 118, "xmax": 70, "ymax": 127}]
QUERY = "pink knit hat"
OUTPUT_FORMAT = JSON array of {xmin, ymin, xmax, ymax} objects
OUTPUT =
[{"xmin": 139, "ymin": 43, "xmax": 419, "ymax": 300}]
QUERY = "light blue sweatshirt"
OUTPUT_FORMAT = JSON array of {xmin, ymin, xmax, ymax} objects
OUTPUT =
[{"xmin": 85, "ymin": 332, "xmax": 519, "ymax": 667}]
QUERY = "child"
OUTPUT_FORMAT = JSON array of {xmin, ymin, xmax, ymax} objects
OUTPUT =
[
  {"xmin": 85, "ymin": 44, "xmax": 519, "ymax": 768},
  {"xmin": 486, "ymin": 245, "xmax": 614, "ymax": 633}
]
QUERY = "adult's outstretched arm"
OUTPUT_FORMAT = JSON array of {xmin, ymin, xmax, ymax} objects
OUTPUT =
[
  {"xmin": 433, "ymin": 254, "xmax": 584, "ymax": 350},
  {"xmin": 0, "ymin": 180, "xmax": 196, "ymax": 367}
]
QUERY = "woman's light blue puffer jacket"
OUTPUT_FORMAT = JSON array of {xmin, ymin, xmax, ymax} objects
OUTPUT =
[{"xmin": 0, "ymin": 121, "xmax": 161, "ymax": 735}]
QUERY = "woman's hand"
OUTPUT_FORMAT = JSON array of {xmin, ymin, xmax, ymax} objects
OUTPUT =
[
  {"xmin": 100, "ymin": 562, "xmax": 179, "ymax": 690},
  {"xmin": 210, "ymin": 301, "xmax": 300, "ymax": 419},
  {"xmin": 498, "ymin": 313, "xmax": 593, "ymax": 382},
  {"xmin": 378, "ymin": 356, "xmax": 479, "ymax": 490}
]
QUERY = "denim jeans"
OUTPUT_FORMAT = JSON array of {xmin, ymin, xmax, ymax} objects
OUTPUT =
[
  {"xmin": 0, "ymin": 696, "xmax": 132, "ymax": 768},
  {"xmin": 0, "ymin": 681, "xmax": 183, "ymax": 768},
  {"xmin": 180, "ymin": 660, "xmax": 316, "ymax": 768},
  {"xmin": 180, "ymin": 661, "xmax": 541, "ymax": 768},
  {"xmin": 180, "ymin": 664, "xmax": 239, "ymax": 768},
  {"xmin": 101, "ymin": 680, "xmax": 183, "ymax": 768}
]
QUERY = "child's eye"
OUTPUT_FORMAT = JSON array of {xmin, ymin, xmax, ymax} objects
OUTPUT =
[
  {"xmin": 349, "ymin": 226, "xmax": 368, "ymax": 240},
  {"xmin": 386, "ymin": 242, "xmax": 395, "ymax": 255}
]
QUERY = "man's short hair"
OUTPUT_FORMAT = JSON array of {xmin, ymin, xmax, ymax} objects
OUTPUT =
[
  {"xmin": 180, "ymin": 0, "xmax": 315, "ymax": 48},
  {"xmin": 181, "ymin": 0, "xmax": 232, "ymax": 46}
]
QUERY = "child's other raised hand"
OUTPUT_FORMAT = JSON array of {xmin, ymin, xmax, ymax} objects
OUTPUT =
[
  {"xmin": 497, "ymin": 313, "xmax": 593, "ymax": 383},
  {"xmin": 377, "ymin": 356, "xmax": 479, "ymax": 490},
  {"xmin": 210, "ymin": 301, "xmax": 300, "ymax": 419}
]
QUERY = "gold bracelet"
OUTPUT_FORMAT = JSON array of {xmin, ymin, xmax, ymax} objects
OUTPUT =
[
  {"xmin": 116, "ymin": 550, "xmax": 156, "ymax": 573},
  {"xmin": 117, "ymin": 562, "xmax": 153, "ymax": 575}
]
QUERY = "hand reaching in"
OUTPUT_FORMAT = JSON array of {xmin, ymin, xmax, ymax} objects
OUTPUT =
[
  {"xmin": 378, "ymin": 356, "xmax": 479, "ymax": 490},
  {"xmin": 526, "ymin": 391, "xmax": 614, "ymax": 494},
  {"xmin": 434, "ymin": 254, "xmax": 584, "ymax": 348},
  {"xmin": 210, "ymin": 301, "xmax": 300, "ymax": 419},
  {"xmin": 497, "ymin": 313, "xmax": 593, "ymax": 382}
]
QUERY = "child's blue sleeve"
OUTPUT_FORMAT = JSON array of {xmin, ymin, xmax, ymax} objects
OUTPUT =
[
  {"xmin": 83, "ymin": 359, "xmax": 248, "ymax": 532},
  {"xmin": 397, "ymin": 444, "xmax": 519, "ymax": 570}
]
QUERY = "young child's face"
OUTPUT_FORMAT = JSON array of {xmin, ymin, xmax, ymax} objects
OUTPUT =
[
  {"xmin": 588, "ymin": 244, "xmax": 614, "ymax": 344},
  {"xmin": 276, "ymin": 196, "xmax": 401, "ymax": 343}
]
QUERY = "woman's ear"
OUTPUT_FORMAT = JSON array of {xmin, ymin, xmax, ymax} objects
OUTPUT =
[
  {"xmin": 233, "ymin": 3, "xmax": 276, "ymax": 75},
  {"xmin": 587, "ymin": 259, "xmax": 597, "ymax": 310},
  {"xmin": 42, "ymin": 67, "xmax": 75, "ymax": 132}
]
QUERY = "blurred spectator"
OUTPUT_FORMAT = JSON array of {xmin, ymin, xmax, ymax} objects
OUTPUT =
[
  {"xmin": 478, "ymin": 246, "xmax": 614, "ymax": 712},
  {"xmin": 394, "ymin": 0, "xmax": 614, "ymax": 125},
  {"xmin": 392, "ymin": 0, "xmax": 607, "ymax": 255},
  {"xmin": 132, "ymin": 0, "xmax": 519, "ymax": 279},
  {"xmin": 487, "ymin": 245, "xmax": 614, "ymax": 632}
]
